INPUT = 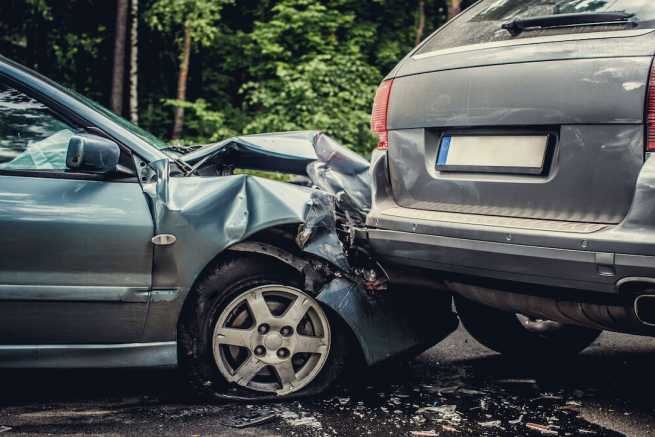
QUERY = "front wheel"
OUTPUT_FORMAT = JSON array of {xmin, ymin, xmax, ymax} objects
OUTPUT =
[
  {"xmin": 179, "ymin": 254, "xmax": 347, "ymax": 400},
  {"xmin": 454, "ymin": 294, "xmax": 602, "ymax": 357}
]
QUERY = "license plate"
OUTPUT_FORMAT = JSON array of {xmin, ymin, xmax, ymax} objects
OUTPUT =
[{"xmin": 436, "ymin": 135, "xmax": 549, "ymax": 175}]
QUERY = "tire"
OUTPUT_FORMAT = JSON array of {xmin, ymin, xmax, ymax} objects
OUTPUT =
[
  {"xmin": 454, "ymin": 294, "xmax": 602, "ymax": 357},
  {"xmin": 178, "ymin": 253, "xmax": 347, "ymax": 401}
]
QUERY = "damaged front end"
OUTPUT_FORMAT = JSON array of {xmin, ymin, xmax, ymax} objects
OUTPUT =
[{"xmin": 146, "ymin": 131, "xmax": 456, "ymax": 367}]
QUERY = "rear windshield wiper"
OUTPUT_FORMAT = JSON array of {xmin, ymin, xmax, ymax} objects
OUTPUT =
[{"xmin": 502, "ymin": 12, "xmax": 637, "ymax": 36}]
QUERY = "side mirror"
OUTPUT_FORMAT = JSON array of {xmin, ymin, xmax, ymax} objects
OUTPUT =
[{"xmin": 66, "ymin": 133, "xmax": 120, "ymax": 174}]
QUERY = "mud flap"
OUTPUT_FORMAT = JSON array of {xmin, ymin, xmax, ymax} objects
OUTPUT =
[{"xmin": 317, "ymin": 278, "xmax": 459, "ymax": 365}]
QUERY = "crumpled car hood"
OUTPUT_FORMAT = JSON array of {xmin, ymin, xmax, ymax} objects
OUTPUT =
[{"xmin": 180, "ymin": 131, "xmax": 372, "ymax": 223}]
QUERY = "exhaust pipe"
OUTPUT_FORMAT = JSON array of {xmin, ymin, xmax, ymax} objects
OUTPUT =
[
  {"xmin": 634, "ymin": 295, "xmax": 655, "ymax": 326},
  {"xmin": 446, "ymin": 281, "xmax": 655, "ymax": 335}
]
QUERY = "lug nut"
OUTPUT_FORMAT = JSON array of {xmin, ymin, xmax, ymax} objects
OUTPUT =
[
  {"xmin": 280, "ymin": 326, "xmax": 294, "ymax": 337},
  {"xmin": 277, "ymin": 348, "xmax": 290, "ymax": 359},
  {"xmin": 258, "ymin": 324, "xmax": 270, "ymax": 335},
  {"xmin": 254, "ymin": 346, "xmax": 266, "ymax": 356}
]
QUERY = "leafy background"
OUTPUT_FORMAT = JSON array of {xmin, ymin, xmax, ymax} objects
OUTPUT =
[{"xmin": 0, "ymin": 0, "xmax": 475, "ymax": 155}]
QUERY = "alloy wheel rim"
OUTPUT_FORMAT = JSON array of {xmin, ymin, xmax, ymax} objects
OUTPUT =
[{"xmin": 212, "ymin": 285, "xmax": 331, "ymax": 396}]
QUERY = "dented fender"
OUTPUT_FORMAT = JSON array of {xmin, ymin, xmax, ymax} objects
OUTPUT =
[
  {"xmin": 228, "ymin": 242, "xmax": 457, "ymax": 365},
  {"xmin": 139, "ymin": 133, "xmax": 454, "ymax": 363}
]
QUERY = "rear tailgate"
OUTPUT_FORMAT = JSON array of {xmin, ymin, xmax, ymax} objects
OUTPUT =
[{"xmin": 387, "ymin": 30, "xmax": 655, "ymax": 224}]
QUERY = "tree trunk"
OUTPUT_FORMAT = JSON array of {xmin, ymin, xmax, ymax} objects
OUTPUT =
[
  {"xmin": 111, "ymin": 0, "xmax": 128, "ymax": 115},
  {"xmin": 449, "ymin": 0, "xmax": 462, "ymax": 19},
  {"xmin": 415, "ymin": 0, "xmax": 426, "ymax": 46},
  {"xmin": 172, "ymin": 25, "xmax": 192, "ymax": 140},
  {"xmin": 129, "ymin": 0, "xmax": 139, "ymax": 124}
]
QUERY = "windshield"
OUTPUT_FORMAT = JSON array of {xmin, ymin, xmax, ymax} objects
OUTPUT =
[{"xmin": 417, "ymin": 0, "xmax": 655, "ymax": 55}]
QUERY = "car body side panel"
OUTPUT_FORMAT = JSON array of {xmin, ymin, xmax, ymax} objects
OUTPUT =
[{"xmin": 0, "ymin": 176, "xmax": 153, "ymax": 344}]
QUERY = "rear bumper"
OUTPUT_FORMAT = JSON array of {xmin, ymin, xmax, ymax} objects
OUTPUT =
[
  {"xmin": 367, "ymin": 147, "xmax": 655, "ymax": 295},
  {"xmin": 366, "ymin": 225, "xmax": 655, "ymax": 294}
]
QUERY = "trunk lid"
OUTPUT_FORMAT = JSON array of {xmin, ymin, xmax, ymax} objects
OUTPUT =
[{"xmin": 386, "ymin": 3, "xmax": 655, "ymax": 225}]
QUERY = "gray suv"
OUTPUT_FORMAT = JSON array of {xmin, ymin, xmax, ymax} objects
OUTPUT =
[{"xmin": 367, "ymin": 0, "xmax": 655, "ymax": 355}]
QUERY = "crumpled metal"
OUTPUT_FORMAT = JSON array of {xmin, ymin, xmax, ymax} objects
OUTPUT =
[
  {"xmin": 144, "ymin": 131, "xmax": 454, "ymax": 366},
  {"xmin": 306, "ymin": 133, "xmax": 371, "ymax": 224},
  {"xmin": 181, "ymin": 131, "xmax": 372, "ymax": 223}
]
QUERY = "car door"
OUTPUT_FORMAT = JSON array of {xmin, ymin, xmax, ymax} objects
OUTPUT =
[{"xmin": 0, "ymin": 80, "xmax": 154, "ymax": 345}]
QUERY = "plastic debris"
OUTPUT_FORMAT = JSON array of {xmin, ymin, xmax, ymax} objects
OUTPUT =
[
  {"xmin": 417, "ymin": 405, "xmax": 462, "ymax": 424},
  {"xmin": 410, "ymin": 431, "xmax": 439, "ymax": 436},
  {"xmin": 479, "ymin": 420, "xmax": 502, "ymax": 428},
  {"xmin": 220, "ymin": 410, "xmax": 278, "ymax": 429},
  {"xmin": 497, "ymin": 378, "xmax": 538, "ymax": 385},
  {"xmin": 0, "ymin": 427, "xmax": 11, "ymax": 433},
  {"xmin": 526, "ymin": 422, "xmax": 559, "ymax": 435}
]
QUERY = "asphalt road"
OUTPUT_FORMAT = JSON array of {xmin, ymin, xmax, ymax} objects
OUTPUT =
[{"xmin": 1, "ymin": 326, "xmax": 655, "ymax": 436}]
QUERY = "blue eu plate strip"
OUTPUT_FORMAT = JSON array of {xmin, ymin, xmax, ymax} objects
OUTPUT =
[{"xmin": 437, "ymin": 136, "xmax": 451, "ymax": 166}]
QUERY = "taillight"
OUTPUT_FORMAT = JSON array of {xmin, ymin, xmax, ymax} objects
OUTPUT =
[
  {"xmin": 647, "ymin": 63, "xmax": 655, "ymax": 152},
  {"xmin": 371, "ymin": 79, "xmax": 393, "ymax": 150}
]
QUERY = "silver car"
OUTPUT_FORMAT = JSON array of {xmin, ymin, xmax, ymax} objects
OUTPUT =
[{"xmin": 367, "ymin": 0, "xmax": 655, "ymax": 356}]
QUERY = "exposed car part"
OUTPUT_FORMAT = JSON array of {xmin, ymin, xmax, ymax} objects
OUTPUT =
[
  {"xmin": 454, "ymin": 292, "xmax": 601, "ymax": 357},
  {"xmin": 446, "ymin": 281, "xmax": 655, "ymax": 336},
  {"xmin": 634, "ymin": 294, "xmax": 655, "ymax": 326},
  {"xmin": 181, "ymin": 131, "xmax": 372, "ymax": 225},
  {"xmin": 501, "ymin": 12, "xmax": 637, "ymax": 37}
]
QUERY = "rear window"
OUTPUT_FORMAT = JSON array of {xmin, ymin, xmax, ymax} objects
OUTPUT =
[{"xmin": 417, "ymin": 0, "xmax": 655, "ymax": 55}]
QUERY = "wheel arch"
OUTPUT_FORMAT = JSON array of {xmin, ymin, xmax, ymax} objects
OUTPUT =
[{"xmin": 174, "ymin": 224, "xmax": 367, "ymax": 365}]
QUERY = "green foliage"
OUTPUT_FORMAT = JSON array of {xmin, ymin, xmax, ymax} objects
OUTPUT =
[
  {"xmin": 164, "ymin": 98, "xmax": 238, "ymax": 143},
  {"xmin": 241, "ymin": 0, "xmax": 382, "ymax": 154},
  {"xmin": 146, "ymin": 0, "xmax": 233, "ymax": 48},
  {"xmin": 1, "ymin": 0, "xmax": 451, "ymax": 154}
]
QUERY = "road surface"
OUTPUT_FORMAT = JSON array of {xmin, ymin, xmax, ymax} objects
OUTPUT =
[{"xmin": 1, "ymin": 326, "xmax": 654, "ymax": 436}]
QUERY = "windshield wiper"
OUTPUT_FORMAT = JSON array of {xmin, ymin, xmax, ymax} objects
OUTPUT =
[{"xmin": 502, "ymin": 12, "xmax": 637, "ymax": 36}]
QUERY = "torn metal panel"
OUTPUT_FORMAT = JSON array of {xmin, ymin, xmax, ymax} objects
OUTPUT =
[
  {"xmin": 180, "ymin": 131, "xmax": 372, "ymax": 223},
  {"xmin": 181, "ymin": 131, "xmax": 320, "ymax": 175},
  {"xmin": 307, "ymin": 133, "xmax": 372, "ymax": 224},
  {"xmin": 316, "ymin": 278, "xmax": 458, "ymax": 365}
]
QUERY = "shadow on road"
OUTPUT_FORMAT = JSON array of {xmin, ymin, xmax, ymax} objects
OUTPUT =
[{"xmin": 1, "ymin": 332, "xmax": 654, "ymax": 436}]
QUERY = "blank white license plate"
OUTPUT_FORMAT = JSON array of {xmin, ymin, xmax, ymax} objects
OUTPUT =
[{"xmin": 436, "ymin": 135, "xmax": 549, "ymax": 175}]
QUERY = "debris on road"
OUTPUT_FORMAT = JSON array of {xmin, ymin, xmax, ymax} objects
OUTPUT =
[
  {"xmin": 410, "ymin": 431, "xmax": 439, "ymax": 436},
  {"xmin": 0, "ymin": 426, "xmax": 11, "ymax": 433},
  {"xmin": 526, "ymin": 422, "xmax": 559, "ymax": 435},
  {"xmin": 478, "ymin": 420, "xmax": 502, "ymax": 428},
  {"xmin": 417, "ymin": 405, "xmax": 462, "ymax": 425},
  {"xmin": 220, "ymin": 410, "xmax": 278, "ymax": 429},
  {"xmin": 496, "ymin": 378, "xmax": 538, "ymax": 385}
]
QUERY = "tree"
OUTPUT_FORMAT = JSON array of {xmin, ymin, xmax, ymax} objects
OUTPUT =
[
  {"xmin": 416, "ymin": 0, "xmax": 426, "ymax": 45},
  {"xmin": 147, "ymin": 0, "xmax": 233, "ymax": 139},
  {"xmin": 111, "ymin": 0, "xmax": 128, "ymax": 115},
  {"xmin": 129, "ymin": 0, "xmax": 139, "ymax": 124},
  {"xmin": 449, "ymin": 0, "xmax": 462, "ymax": 19},
  {"xmin": 241, "ymin": 0, "xmax": 382, "ymax": 155}
]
